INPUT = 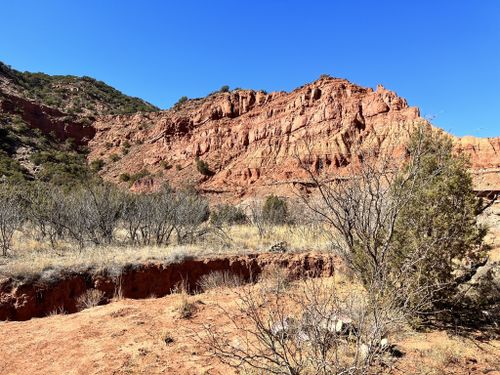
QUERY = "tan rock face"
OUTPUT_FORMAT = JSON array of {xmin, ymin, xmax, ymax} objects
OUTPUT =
[
  {"xmin": 455, "ymin": 136, "xmax": 500, "ymax": 191},
  {"xmin": 88, "ymin": 77, "xmax": 500, "ymax": 197}
]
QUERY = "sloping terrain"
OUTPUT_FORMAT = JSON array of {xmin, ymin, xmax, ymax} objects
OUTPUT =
[
  {"xmin": 86, "ymin": 76, "xmax": 500, "ymax": 198},
  {"xmin": 0, "ymin": 62, "xmax": 158, "ymax": 117},
  {"xmin": 0, "ymin": 62, "xmax": 158, "ymax": 183},
  {"xmin": 1, "ymin": 61, "xmax": 499, "ymax": 196},
  {"xmin": 0, "ymin": 280, "xmax": 498, "ymax": 375}
]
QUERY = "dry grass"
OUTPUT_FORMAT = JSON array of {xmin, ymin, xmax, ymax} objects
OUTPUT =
[
  {"xmin": 197, "ymin": 270, "xmax": 245, "ymax": 291},
  {"xmin": 257, "ymin": 264, "xmax": 292, "ymax": 294},
  {"xmin": 173, "ymin": 283, "xmax": 198, "ymax": 319},
  {"xmin": 220, "ymin": 224, "xmax": 330, "ymax": 252},
  {"xmin": 46, "ymin": 306, "xmax": 66, "ymax": 317},
  {"xmin": 176, "ymin": 297, "xmax": 197, "ymax": 319},
  {"xmin": 1, "ymin": 224, "xmax": 331, "ymax": 281},
  {"xmin": 403, "ymin": 332, "xmax": 500, "ymax": 374},
  {"xmin": 76, "ymin": 289, "xmax": 105, "ymax": 311},
  {"xmin": 0, "ymin": 245, "xmax": 199, "ymax": 281}
]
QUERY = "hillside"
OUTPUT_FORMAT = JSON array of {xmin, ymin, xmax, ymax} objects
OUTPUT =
[
  {"xmin": 0, "ymin": 62, "xmax": 158, "ymax": 116},
  {"xmin": 87, "ymin": 76, "xmax": 500, "ymax": 198},
  {"xmin": 0, "ymin": 62, "xmax": 159, "ymax": 183},
  {"xmin": 1, "ymin": 62, "xmax": 498, "ymax": 195}
]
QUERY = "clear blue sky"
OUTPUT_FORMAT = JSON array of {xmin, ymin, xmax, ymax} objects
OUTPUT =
[{"xmin": 1, "ymin": 1, "xmax": 499, "ymax": 137}]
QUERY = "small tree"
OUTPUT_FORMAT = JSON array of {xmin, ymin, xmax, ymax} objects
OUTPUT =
[
  {"xmin": 174, "ymin": 96, "xmax": 188, "ymax": 107},
  {"xmin": 196, "ymin": 157, "xmax": 213, "ymax": 176},
  {"xmin": 90, "ymin": 158, "xmax": 105, "ymax": 172},
  {"xmin": 219, "ymin": 85, "xmax": 230, "ymax": 93},
  {"xmin": 262, "ymin": 195, "xmax": 288, "ymax": 225},
  {"xmin": 391, "ymin": 128, "xmax": 486, "ymax": 307},
  {"xmin": 210, "ymin": 204, "xmax": 248, "ymax": 227},
  {"xmin": 296, "ymin": 124, "xmax": 486, "ymax": 319}
]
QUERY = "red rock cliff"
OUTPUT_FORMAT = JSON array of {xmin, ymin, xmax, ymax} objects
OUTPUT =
[{"xmin": 87, "ymin": 77, "xmax": 500, "ymax": 197}]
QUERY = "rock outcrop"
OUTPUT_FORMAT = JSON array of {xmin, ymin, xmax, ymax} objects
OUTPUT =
[
  {"xmin": 0, "ymin": 93, "xmax": 95, "ymax": 144},
  {"xmin": 87, "ymin": 77, "xmax": 500, "ymax": 198}
]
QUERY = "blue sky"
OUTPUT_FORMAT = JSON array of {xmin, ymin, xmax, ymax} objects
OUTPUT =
[{"xmin": 1, "ymin": 1, "xmax": 499, "ymax": 137}]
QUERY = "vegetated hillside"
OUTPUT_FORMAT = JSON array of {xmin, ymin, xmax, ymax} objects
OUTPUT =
[
  {"xmin": 1, "ymin": 61, "xmax": 498, "ymax": 194},
  {"xmin": 0, "ymin": 112, "xmax": 92, "ymax": 184},
  {"xmin": 0, "ymin": 61, "xmax": 159, "ymax": 184},
  {"xmin": 0, "ymin": 62, "xmax": 159, "ymax": 116},
  {"xmin": 87, "ymin": 76, "xmax": 500, "ymax": 198}
]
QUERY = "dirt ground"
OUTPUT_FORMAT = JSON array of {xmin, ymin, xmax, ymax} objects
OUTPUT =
[{"xmin": 0, "ymin": 280, "xmax": 498, "ymax": 375}]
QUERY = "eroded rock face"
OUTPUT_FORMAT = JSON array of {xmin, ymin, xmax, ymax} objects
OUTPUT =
[
  {"xmin": 0, "ymin": 93, "xmax": 96, "ymax": 145},
  {"xmin": 0, "ymin": 252, "xmax": 337, "ymax": 321},
  {"xmin": 455, "ymin": 137, "xmax": 500, "ymax": 191},
  {"xmin": 88, "ymin": 77, "xmax": 500, "ymax": 197}
]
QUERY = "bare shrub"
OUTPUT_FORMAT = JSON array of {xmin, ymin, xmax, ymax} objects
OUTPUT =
[
  {"xmin": 76, "ymin": 289, "xmax": 105, "ymax": 311},
  {"xmin": 259, "ymin": 265, "xmax": 291, "ymax": 294},
  {"xmin": 177, "ymin": 296, "xmax": 198, "ymax": 319},
  {"xmin": 24, "ymin": 183, "xmax": 65, "ymax": 248},
  {"xmin": 121, "ymin": 186, "xmax": 177, "ymax": 246},
  {"xmin": 295, "ymin": 124, "xmax": 487, "ymax": 321},
  {"xmin": 173, "ymin": 190, "xmax": 210, "ymax": 244},
  {"xmin": 0, "ymin": 183, "xmax": 25, "ymax": 256},
  {"xmin": 198, "ymin": 271, "xmax": 244, "ymax": 291},
  {"xmin": 68, "ymin": 183, "xmax": 123, "ymax": 246},
  {"xmin": 248, "ymin": 200, "xmax": 269, "ymax": 239},
  {"xmin": 201, "ymin": 277, "xmax": 403, "ymax": 374},
  {"xmin": 24, "ymin": 182, "xmax": 123, "ymax": 249}
]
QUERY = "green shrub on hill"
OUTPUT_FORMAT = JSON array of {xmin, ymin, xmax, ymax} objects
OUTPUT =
[
  {"xmin": 262, "ymin": 195, "xmax": 288, "ymax": 225},
  {"xmin": 0, "ymin": 61, "xmax": 159, "ymax": 116}
]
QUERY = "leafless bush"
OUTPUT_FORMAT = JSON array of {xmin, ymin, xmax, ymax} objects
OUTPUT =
[
  {"xmin": 173, "ymin": 190, "xmax": 210, "ymax": 244},
  {"xmin": 121, "ymin": 186, "xmax": 177, "ymax": 245},
  {"xmin": 248, "ymin": 200, "xmax": 269, "ymax": 239},
  {"xmin": 70, "ymin": 183, "xmax": 124, "ymax": 246},
  {"xmin": 24, "ymin": 182, "xmax": 124, "ymax": 249},
  {"xmin": 259, "ymin": 265, "xmax": 292, "ymax": 294},
  {"xmin": 177, "ymin": 296, "xmax": 198, "ymax": 319},
  {"xmin": 295, "ymin": 125, "xmax": 487, "ymax": 322},
  {"xmin": 201, "ymin": 278, "xmax": 403, "ymax": 374},
  {"xmin": 0, "ymin": 183, "xmax": 25, "ymax": 256},
  {"xmin": 76, "ymin": 289, "xmax": 105, "ymax": 310}
]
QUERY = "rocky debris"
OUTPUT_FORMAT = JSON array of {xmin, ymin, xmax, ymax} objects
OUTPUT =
[
  {"xmin": 269, "ymin": 241, "xmax": 289, "ymax": 253},
  {"xmin": 87, "ymin": 77, "xmax": 500, "ymax": 198},
  {"xmin": 457, "ymin": 260, "xmax": 500, "ymax": 326},
  {"xmin": 269, "ymin": 311, "xmax": 404, "ymax": 359},
  {"xmin": 13, "ymin": 145, "xmax": 39, "ymax": 175},
  {"xmin": 270, "ymin": 316, "xmax": 299, "ymax": 340}
]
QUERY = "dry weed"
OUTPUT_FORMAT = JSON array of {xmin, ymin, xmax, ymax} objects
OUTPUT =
[
  {"xmin": 258, "ymin": 264, "xmax": 291, "ymax": 294},
  {"xmin": 197, "ymin": 270, "xmax": 244, "ymax": 291},
  {"xmin": 76, "ymin": 289, "xmax": 105, "ymax": 311},
  {"xmin": 176, "ymin": 295, "xmax": 197, "ymax": 319}
]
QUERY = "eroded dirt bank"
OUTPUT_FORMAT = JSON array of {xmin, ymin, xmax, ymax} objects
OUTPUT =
[{"xmin": 0, "ymin": 252, "xmax": 337, "ymax": 321}]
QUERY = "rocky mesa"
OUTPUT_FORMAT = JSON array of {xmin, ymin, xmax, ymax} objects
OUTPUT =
[{"xmin": 87, "ymin": 76, "xmax": 500, "ymax": 198}]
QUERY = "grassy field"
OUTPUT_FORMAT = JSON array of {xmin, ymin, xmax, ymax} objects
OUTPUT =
[{"xmin": 0, "ymin": 224, "xmax": 331, "ymax": 280}]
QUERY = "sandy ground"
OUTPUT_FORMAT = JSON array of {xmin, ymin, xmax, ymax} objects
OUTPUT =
[
  {"xmin": 0, "ymin": 282, "xmax": 498, "ymax": 375},
  {"xmin": 0, "ymin": 291, "xmax": 233, "ymax": 375},
  {"xmin": 1, "ymin": 204, "xmax": 498, "ymax": 374}
]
